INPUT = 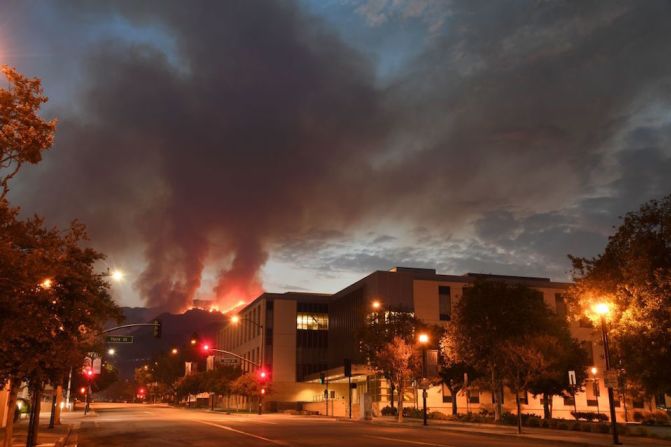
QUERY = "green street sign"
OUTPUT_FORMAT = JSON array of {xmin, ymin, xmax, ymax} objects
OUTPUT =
[{"xmin": 105, "ymin": 335, "xmax": 134, "ymax": 344}]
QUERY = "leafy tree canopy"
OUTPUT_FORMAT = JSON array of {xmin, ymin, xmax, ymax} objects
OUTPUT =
[{"xmin": 568, "ymin": 194, "xmax": 671, "ymax": 394}]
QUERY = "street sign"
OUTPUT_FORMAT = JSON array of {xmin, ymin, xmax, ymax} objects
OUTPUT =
[
  {"xmin": 105, "ymin": 335, "xmax": 134, "ymax": 344},
  {"xmin": 604, "ymin": 370, "xmax": 619, "ymax": 388},
  {"xmin": 568, "ymin": 370, "xmax": 576, "ymax": 386},
  {"xmin": 92, "ymin": 358, "xmax": 102, "ymax": 374},
  {"xmin": 221, "ymin": 358, "xmax": 240, "ymax": 366}
]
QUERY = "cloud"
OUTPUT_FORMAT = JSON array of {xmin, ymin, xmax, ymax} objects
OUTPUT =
[{"xmin": 7, "ymin": 0, "xmax": 671, "ymax": 309}]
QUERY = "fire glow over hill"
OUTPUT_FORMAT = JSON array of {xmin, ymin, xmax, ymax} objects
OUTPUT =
[{"xmin": 190, "ymin": 298, "xmax": 247, "ymax": 315}]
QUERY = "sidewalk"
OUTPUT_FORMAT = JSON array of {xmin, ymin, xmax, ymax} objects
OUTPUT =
[
  {"xmin": 0, "ymin": 410, "xmax": 88, "ymax": 447},
  {"xmin": 358, "ymin": 416, "xmax": 671, "ymax": 446}
]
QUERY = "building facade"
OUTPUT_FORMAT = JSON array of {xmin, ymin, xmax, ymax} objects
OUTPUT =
[{"xmin": 216, "ymin": 267, "xmax": 664, "ymax": 418}]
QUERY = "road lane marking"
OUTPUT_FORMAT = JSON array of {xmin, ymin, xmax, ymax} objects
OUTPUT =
[
  {"xmin": 365, "ymin": 435, "xmax": 455, "ymax": 447},
  {"xmin": 194, "ymin": 420, "xmax": 290, "ymax": 446}
]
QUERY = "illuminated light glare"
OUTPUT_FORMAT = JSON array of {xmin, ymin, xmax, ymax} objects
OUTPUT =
[
  {"xmin": 231, "ymin": 315, "xmax": 240, "ymax": 324},
  {"xmin": 418, "ymin": 333, "xmax": 430, "ymax": 344},
  {"xmin": 80, "ymin": 387, "xmax": 86, "ymax": 394},
  {"xmin": 110, "ymin": 270, "xmax": 124, "ymax": 282},
  {"xmin": 202, "ymin": 344, "xmax": 210, "ymax": 352},
  {"xmin": 171, "ymin": 348, "xmax": 178, "ymax": 355},
  {"xmin": 190, "ymin": 339, "xmax": 197, "ymax": 345},
  {"xmin": 108, "ymin": 348, "xmax": 116, "ymax": 356},
  {"xmin": 59, "ymin": 402, "xmax": 65, "ymax": 409},
  {"xmin": 144, "ymin": 365, "xmax": 148, "ymax": 370},
  {"xmin": 371, "ymin": 300, "xmax": 381, "ymax": 310},
  {"xmin": 591, "ymin": 367, "xmax": 598, "ymax": 375},
  {"xmin": 40, "ymin": 278, "xmax": 53, "ymax": 289},
  {"xmin": 594, "ymin": 302, "xmax": 610, "ymax": 316},
  {"xmin": 16, "ymin": 401, "xmax": 23, "ymax": 410}
]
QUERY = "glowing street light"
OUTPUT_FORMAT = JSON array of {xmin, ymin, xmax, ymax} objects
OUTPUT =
[
  {"xmin": 110, "ymin": 269, "xmax": 124, "ymax": 282},
  {"xmin": 591, "ymin": 366, "xmax": 598, "ymax": 376},
  {"xmin": 371, "ymin": 300, "xmax": 381, "ymax": 310},
  {"xmin": 171, "ymin": 348, "xmax": 178, "ymax": 355},
  {"xmin": 418, "ymin": 333, "xmax": 430, "ymax": 345},
  {"xmin": 230, "ymin": 315, "xmax": 240, "ymax": 324},
  {"xmin": 594, "ymin": 302, "xmax": 610, "ymax": 316},
  {"xmin": 107, "ymin": 348, "xmax": 116, "ymax": 356},
  {"xmin": 40, "ymin": 278, "xmax": 53, "ymax": 289}
]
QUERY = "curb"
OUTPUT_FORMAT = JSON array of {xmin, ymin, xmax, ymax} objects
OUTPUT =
[
  {"xmin": 357, "ymin": 419, "xmax": 608, "ymax": 447},
  {"xmin": 54, "ymin": 425, "xmax": 73, "ymax": 447}
]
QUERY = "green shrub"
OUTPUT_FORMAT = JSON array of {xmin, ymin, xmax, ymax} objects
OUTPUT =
[
  {"xmin": 541, "ymin": 419, "xmax": 550, "ymax": 428},
  {"xmin": 580, "ymin": 423, "xmax": 592, "ymax": 432},
  {"xmin": 402, "ymin": 407, "xmax": 423, "ymax": 419},
  {"xmin": 597, "ymin": 424, "xmax": 610, "ymax": 434},
  {"xmin": 527, "ymin": 417, "xmax": 541, "ymax": 428},
  {"xmin": 429, "ymin": 411, "xmax": 449, "ymax": 420},
  {"xmin": 642, "ymin": 411, "xmax": 670, "ymax": 426},
  {"xmin": 571, "ymin": 422, "xmax": 582, "ymax": 431},
  {"xmin": 557, "ymin": 421, "xmax": 569, "ymax": 430},
  {"xmin": 381, "ymin": 406, "xmax": 397, "ymax": 416},
  {"xmin": 500, "ymin": 412, "xmax": 517, "ymax": 426}
]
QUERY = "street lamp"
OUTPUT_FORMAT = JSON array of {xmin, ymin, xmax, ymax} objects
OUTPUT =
[
  {"xmin": 371, "ymin": 300, "xmax": 381, "ymax": 310},
  {"xmin": 110, "ymin": 269, "xmax": 124, "ymax": 282},
  {"xmin": 418, "ymin": 332, "xmax": 430, "ymax": 426},
  {"xmin": 107, "ymin": 348, "xmax": 116, "ymax": 356},
  {"xmin": 171, "ymin": 348, "xmax": 178, "ymax": 355},
  {"xmin": 593, "ymin": 302, "xmax": 620, "ymax": 445}
]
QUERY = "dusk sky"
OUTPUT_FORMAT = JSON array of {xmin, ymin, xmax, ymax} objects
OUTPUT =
[{"xmin": 2, "ymin": 0, "xmax": 670, "ymax": 311}]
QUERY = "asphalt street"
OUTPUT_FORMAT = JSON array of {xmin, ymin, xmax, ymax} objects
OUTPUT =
[{"xmin": 76, "ymin": 403, "xmax": 592, "ymax": 447}]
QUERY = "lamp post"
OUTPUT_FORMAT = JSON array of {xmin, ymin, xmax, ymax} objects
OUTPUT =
[
  {"xmin": 418, "ymin": 332, "xmax": 430, "ymax": 426},
  {"xmin": 594, "ymin": 303, "xmax": 620, "ymax": 445},
  {"xmin": 590, "ymin": 367, "xmax": 601, "ymax": 417}
]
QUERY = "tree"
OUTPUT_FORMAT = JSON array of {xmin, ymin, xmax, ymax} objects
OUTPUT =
[
  {"xmin": 499, "ymin": 336, "xmax": 550, "ymax": 434},
  {"xmin": 444, "ymin": 280, "xmax": 560, "ymax": 421},
  {"xmin": 375, "ymin": 336, "xmax": 420, "ymax": 422},
  {"xmin": 526, "ymin": 323, "xmax": 589, "ymax": 419},
  {"xmin": 0, "ymin": 65, "xmax": 57, "ymax": 200},
  {"xmin": 0, "ymin": 207, "xmax": 121, "ymax": 447},
  {"xmin": 568, "ymin": 194, "xmax": 671, "ymax": 396},
  {"xmin": 231, "ymin": 372, "xmax": 268, "ymax": 412},
  {"xmin": 358, "ymin": 310, "xmax": 421, "ymax": 409},
  {"xmin": 437, "ymin": 337, "xmax": 479, "ymax": 416}
]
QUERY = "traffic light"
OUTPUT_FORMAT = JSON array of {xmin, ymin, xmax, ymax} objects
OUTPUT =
[
  {"xmin": 258, "ymin": 368, "xmax": 269, "ymax": 383},
  {"xmin": 201, "ymin": 343, "xmax": 210, "ymax": 353},
  {"xmin": 320, "ymin": 372, "xmax": 325, "ymax": 384},
  {"xmin": 83, "ymin": 367, "xmax": 94, "ymax": 379},
  {"xmin": 153, "ymin": 319, "xmax": 162, "ymax": 338}
]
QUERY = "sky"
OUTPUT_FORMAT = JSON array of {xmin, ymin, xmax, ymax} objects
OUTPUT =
[{"xmin": 1, "ymin": 0, "xmax": 670, "ymax": 311}]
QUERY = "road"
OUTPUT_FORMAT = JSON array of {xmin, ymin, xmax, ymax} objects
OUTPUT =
[{"xmin": 77, "ymin": 403, "xmax": 587, "ymax": 447}]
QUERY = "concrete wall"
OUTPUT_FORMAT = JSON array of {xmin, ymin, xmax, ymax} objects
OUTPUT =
[{"xmin": 273, "ymin": 300, "xmax": 297, "ymax": 383}]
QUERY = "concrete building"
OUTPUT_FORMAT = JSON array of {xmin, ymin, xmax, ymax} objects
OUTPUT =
[{"xmin": 217, "ymin": 267, "xmax": 663, "ymax": 419}]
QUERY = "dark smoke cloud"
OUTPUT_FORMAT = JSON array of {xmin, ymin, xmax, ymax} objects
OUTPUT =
[{"xmin": 9, "ymin": 0, "xmax": 671, "ymax": 310}]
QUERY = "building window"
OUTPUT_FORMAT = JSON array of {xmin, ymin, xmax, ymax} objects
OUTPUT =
[
  {"xmin": 469, "ymin": 391, "xmax": 480, "ymax": 404},
  {"xmin": 581, "ymin": 341, "xmax": 594, "ymax": 364},
  {"xmin": 555, "ymin": 293, "xmax": 567, "ymax": 319},
  {"xmin": 442, "ymin": 384, "xmax": 452, "ymax": 403},
  {"xmin": 297, "ymin": 312, "xmax": 328, "ymax": 330},
  {"xmin": 579, "ymin": 317, "xmax": 594, "ymax": 328},
  {"xmin": 439, "ymin": 286, "xmax": 451, "ymax": 321},
  {"xmin": 518, "ymin": 391, "xmax": 528, "ymax": 405},
  {"xmin": 563, "ymin": 396, "xmax": 575, "ymax": 406}
]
